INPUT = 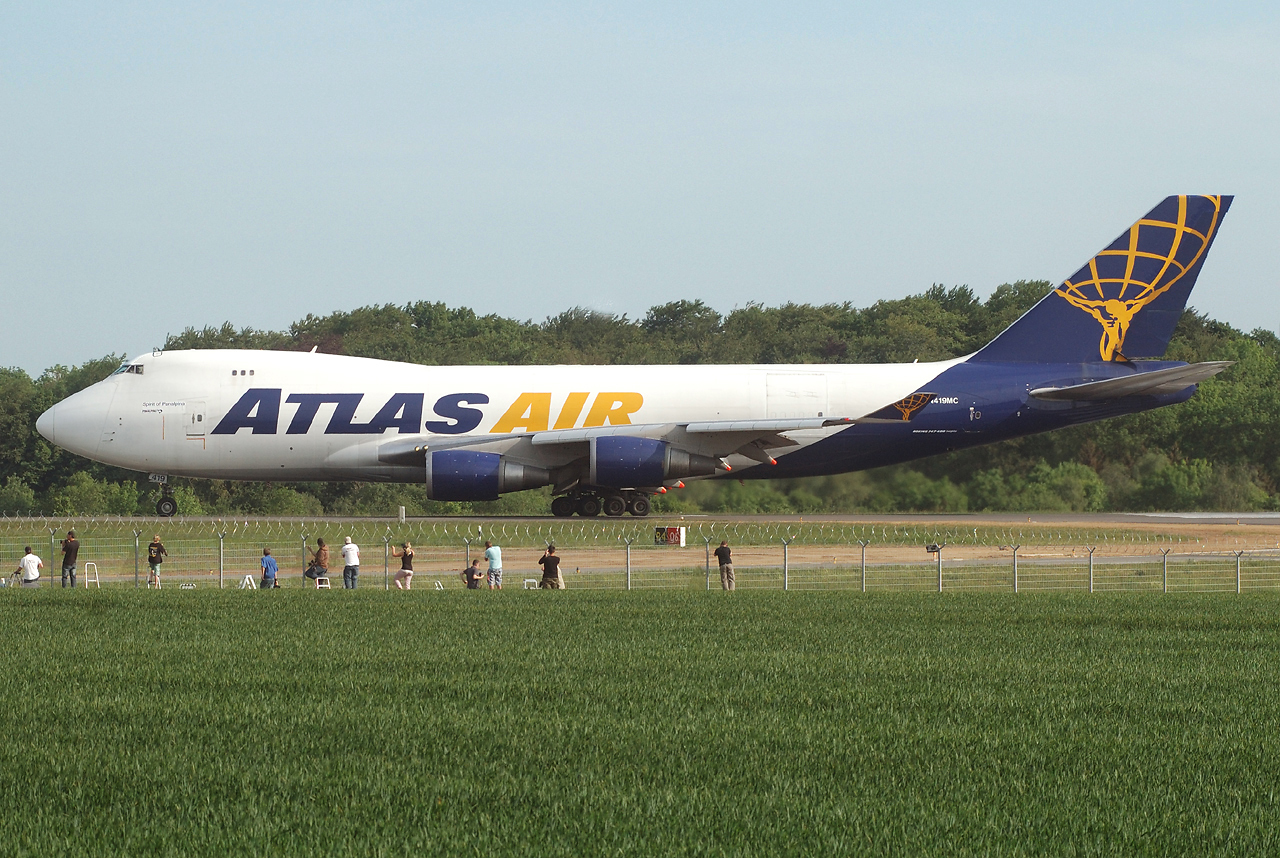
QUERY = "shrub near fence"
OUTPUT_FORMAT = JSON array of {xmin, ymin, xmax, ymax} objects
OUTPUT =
[{"xmin": 3, "ymin": 516, "xmax": 1280, "ymax": 593}]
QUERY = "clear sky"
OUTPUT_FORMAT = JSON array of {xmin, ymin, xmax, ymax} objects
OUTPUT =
[{"xmin": 2, "ymin": 2, "xmax": 1277, "ymax": 376}]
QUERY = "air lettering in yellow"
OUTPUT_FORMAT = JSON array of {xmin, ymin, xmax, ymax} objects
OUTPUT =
[
  {"xmin": 553, "ymin": 392, "xmax": 590, "ymax": 430},
  {"xmin": 583, "ymin": 392, "xmax": 644, "ymax": 427},
  {"xmin": 491, "ymin": 393, "xmax": 551, "ymax": 433}
]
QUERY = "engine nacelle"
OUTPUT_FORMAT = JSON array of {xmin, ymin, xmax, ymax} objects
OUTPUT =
[
  {"xmin": 589, "ymin": 436, "xmax": 719, "ymax": 488},
  {"xmin": 425, "ymin": 451, "xmax": 551, "ymax": 501}
]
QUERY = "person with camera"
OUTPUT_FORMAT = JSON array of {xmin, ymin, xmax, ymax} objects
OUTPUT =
[
  {"xmin": 715, "ymin": 540, "xmax": 734, "ymax": 591},
  {"xmin": 391, "ymin": 542, "xmax": 414, "ymax": 590},
  {"xmin": 260, "ymin": 548, "xmax": 279, "ymax": 589},
  {"xmin": 305, "ymin": 538, "xmax": 329, "ymax": 587},
  {"xmin": 460, "ymin": 559, "xmax": 484, "ymax": 589},
  {"xmin": 538, "ymin": 545, "xmax": 562, "ymax": 589},
  {"xmin": 60, "ymin": 530, "xmax": 80, "ymax": 588},
  {"xmin": 483, "ymin": 540, "xmax": 503, "ymax": 590},
  {"xmin": 146, "ymin": 535, "xmax": 167, "ymax": 588},
  {"xmin": 341, "ymin": 536, "xmax": 361, "ymax": 589}
]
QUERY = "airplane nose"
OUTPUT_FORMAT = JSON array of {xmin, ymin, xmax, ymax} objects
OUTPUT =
[
  {"xmin": 36, "ymin": 406, "xmax": 56, "ymax": 445},
  {"xmin": 38, "ymin": 382, "xmax": 113, "ymax": 458}
]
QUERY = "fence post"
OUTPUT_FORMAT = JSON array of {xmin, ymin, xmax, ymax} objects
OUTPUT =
[
  {"xmin": 624, "ymin": 536, "xmax": 634, "ymax": 591},
  {"xmin": 704, "ymin": 537, "xmax": 712, "ymax": 591},
  {"xmin": 463, "ymin": 537, "xmax": 473, "ymax": 569},
  {"xmin": 782, "ymin": 538, "xmax": 791, "ymax": 591},
  {"xmin": 1012, "ymin": 545, "xmax": 1021, "ymax": 593},
  {"xmin": 1088, "ymin": 546, "xmax": 1095, "ymax": 594},
  {"xmin": 133, "ymin": 530, "xmax": 141, "ymax": 588},
  {"xmin": 301, "ymin": 533, "xmax": 308, "ymax": 585},
  {"xmin": 1161, "ymin": 548, "xmax": 1171, "ymax": 594},
  {"xmin": 218, "ymin": 532, "xmax": 226, "ymax": 589},
  {"xmin": 858, "ymin": 539, "xmax": 869, "ymax": 593},
  {"xmin": 1236, "ymin": 550, "xmax": 1244, "ymax": 594},
  {"xmin": 49, "ymin": 529, "xmax": 56, "ymax": 589},
  {"xmin": 384, "ymin": 532, "xmax": 391, "ymax": 591},
  {"xmin": 936, "ymin": 544, "xmax": 943, "ymax": 593}
]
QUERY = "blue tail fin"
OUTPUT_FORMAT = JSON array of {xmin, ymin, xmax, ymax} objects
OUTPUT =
[{"xmin": 971, "ymin": 195, "xmax": 1232, "ymax": 363}]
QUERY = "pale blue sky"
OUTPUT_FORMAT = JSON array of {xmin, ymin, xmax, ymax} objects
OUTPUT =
[{"xmin": 3, "ymin": 2, "xmax": 1277, "ymax": 375}]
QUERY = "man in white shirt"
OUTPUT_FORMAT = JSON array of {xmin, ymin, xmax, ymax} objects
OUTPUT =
[
  {"xmin": 341, "ymin": 537, "xmax": 361, "ymax": 590},
  {"xmin": 483, "ymin": 540, "xmax": 503, "ymax": 590},
  {"xmin": 17, "ymin": 547, "xmax": 43, "ymax": 588}
]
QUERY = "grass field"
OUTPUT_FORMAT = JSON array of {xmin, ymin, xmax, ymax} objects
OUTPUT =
[{"xmin": 2, "ymin": 590, "xmax": 1279, "ymax": 855}]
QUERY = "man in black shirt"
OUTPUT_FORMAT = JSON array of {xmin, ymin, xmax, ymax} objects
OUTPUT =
[
  {"xmin": 60, "ymin": 530, "xmax": 80, "ymax": 588},
  {"xmin": 538, "ymin": 545, "xmax": 562, "ymax": 589},
  {"xmin": 461, "ymin": 559, "xmax": 484, "ymax": 589},
  {"xmin": 714, "ymin": 540, "xmax": 734, "ymax": 591}
]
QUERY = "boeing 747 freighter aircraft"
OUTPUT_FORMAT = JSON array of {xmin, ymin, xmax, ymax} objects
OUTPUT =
[{"xmin": 38, "ymin": 195, "xmax": 1233, "ymax": 517}]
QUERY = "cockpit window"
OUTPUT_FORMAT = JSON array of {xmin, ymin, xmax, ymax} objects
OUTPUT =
[{"xmin": 112, "ymin": 362, "xmax": 144, "ymax": 376}]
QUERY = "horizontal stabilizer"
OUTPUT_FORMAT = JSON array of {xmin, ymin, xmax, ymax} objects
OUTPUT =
[{"xmin": 1029, "ymin": 362, "xmax": 1232, "ymax": 401}]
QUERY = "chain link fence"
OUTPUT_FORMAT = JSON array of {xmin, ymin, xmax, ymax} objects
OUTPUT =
[{"xmin": 2, "ymin": 516, "xmax": 1279, "ymax": 593}]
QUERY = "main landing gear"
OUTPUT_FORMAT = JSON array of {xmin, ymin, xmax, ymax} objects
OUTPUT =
[
  {"xmin": 151, "ymin": 474, "xmax": 178, "ymax": 517},
  {"xmin": 551, "ymin": 491, "xmax": 652, "ymax": 518}
]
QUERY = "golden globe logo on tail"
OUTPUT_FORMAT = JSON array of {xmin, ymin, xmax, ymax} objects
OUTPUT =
[{"xmin": 1055, "ymin": 195, "xmax": 1225, "ymax": 361}]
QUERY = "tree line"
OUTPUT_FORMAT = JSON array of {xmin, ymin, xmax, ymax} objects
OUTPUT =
[{"xmin": 2, "ymin": 282, "xmax": 1276, "ymax": 516}]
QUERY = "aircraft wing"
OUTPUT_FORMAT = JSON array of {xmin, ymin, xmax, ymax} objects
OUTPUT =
[
  {"xmin": 374, "ymin": 386, "xmax": 958, "ymax": 471},
  {"xmin": 375, "ymin": 416, "xmax": 859, "ymax": 468},
  {"xmin": 533, "ymin": 416, "xmax": 855, "ymax": 442},
  {"xmin": 1029, "ymin": 361, "xmax": 1233, "ymax": 401}
]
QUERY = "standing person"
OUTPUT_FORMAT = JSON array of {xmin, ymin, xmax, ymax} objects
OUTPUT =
[
  {"xmin": 341, "ymin": 536, "xmax": 361, "ymax": 590},
  {"xmin": 538, "ymin": 545, "xmax": 561, "ymax": 589},
  {"xmin": 391, "ymin": 542, "xmax": 414, "ymax": 590},
  {"xmin": 715, "ymin": 540, "xmax": 735, "ymax": 591},
  {"xmin": 483, "ymin": 540, "xmax": 503, "ymax": 590},
  {"xmin": 260, "ymin": 548, "xmax": 279, "ymax": 589},
  {"xmin": 306, "ymin": 538, "xmax": 329, "ymax": 586},
  {"xmin": 461, "ymin": 559, "xmax": 484, "ymax": 589},
  {"xmin": 17, "ymin": 546, "xmax": 43, "ymax": 588},
  {"xmin": 146, "ymin": 535, "xmax": 167, "ymax": 589},
  {"xmin": 60, "ymin": 529, "xmax": 80, "ymax": 588}
]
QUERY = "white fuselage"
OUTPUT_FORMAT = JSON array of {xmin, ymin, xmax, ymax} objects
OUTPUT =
[{"xmin": 38, "ymin": 349, "xmax": 960, "ymax": 482}]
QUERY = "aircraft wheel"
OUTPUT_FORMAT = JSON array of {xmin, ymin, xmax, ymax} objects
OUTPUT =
[
  {"xmin": 628, "ymin": 495, "xmax": 651, "ymax": 517},
  {"xmin": 602, "ymin": 495, "xmax": 627, "ymax": 517},
  {"xmin": 577, "ymin": 496, "xmax": 601, "ymax": 517},
  {"xmin": 550, "ymin": 496, "xmax": 576, "ymax": 518},
  {"xmin": 156, "ymin": 497, "xmax": 178, "ymax": 517}
]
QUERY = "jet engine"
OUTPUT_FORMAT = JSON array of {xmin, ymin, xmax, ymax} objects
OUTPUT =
[
  {"xmin": 425, "ymin": 450, "xmax": 551, "ymax": 501},
  {"xmin": 589, "ymin": 436, "xmax": 719, "ymax": 488}
]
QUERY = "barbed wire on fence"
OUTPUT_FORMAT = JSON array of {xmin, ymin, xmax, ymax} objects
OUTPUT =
[{"xmin": 2, "ymin": 513, "xmax": 1277, "ymax": 578}]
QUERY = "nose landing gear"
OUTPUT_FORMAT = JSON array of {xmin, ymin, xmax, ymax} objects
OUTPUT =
[{"xmin": 150, "ymin": 474, "xmax": 178, "ymax": 517}]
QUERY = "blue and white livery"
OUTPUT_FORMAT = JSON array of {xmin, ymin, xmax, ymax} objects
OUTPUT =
[{"xmin": 37, "ymin": 196, "xmax": 1233, "ymax": 517}]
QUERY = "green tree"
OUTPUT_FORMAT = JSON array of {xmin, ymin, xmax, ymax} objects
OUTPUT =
[{"xmin": 50, "ymin": 473, "xmax": 140, "ymax": 515}]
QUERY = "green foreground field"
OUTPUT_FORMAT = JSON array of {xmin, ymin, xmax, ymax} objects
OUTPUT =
[{"xmin": 2, "ymin": 591, "xmax": 1278, "ymax": 856}]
